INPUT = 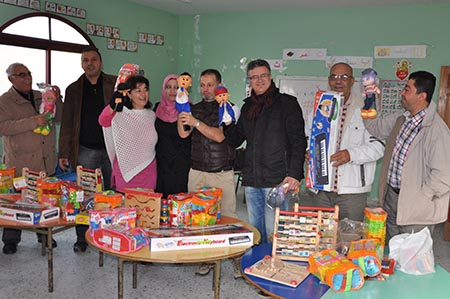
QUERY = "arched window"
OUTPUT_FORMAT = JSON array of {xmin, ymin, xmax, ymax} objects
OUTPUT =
[{"xmin": 0, "ymin": 12, "xmax": 95, "ymax": 95}]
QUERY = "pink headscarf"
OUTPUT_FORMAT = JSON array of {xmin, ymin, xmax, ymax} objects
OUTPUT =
[{"xmin": 155, "ymin": 74, "xmax": 179, "ymax": 123}]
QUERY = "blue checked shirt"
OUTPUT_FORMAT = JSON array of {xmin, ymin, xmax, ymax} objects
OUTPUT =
[{"xmin": 388, "ymin": 107, "xmax": 428, "ymax": 189}]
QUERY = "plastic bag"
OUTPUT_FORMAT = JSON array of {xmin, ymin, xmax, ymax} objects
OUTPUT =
[
  {"xmin": 388, "ymin": 227, "xmax": 435, "ymax": 275},
  {"xmin": 266, "ymin": 183, "xmax": 299, "ymax": 210}
]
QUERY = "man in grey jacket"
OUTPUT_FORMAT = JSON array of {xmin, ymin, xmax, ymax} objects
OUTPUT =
[{"xmin": 364, "ymin": 71, "xmax": 450, "ymax": 241}]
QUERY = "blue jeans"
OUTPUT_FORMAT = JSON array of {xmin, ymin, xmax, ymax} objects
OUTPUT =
[{"xmin": 245, "ymin": 186, "xmax": 289, "ymax": 244}]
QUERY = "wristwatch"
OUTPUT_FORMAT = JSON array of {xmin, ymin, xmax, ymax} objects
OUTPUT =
[{"xmin": 194, "ymin": 120, "xmax": 200, "ymax": 128}]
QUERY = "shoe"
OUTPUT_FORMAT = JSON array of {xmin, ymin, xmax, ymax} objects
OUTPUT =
[
  {"xmin": 73, "ymin": 240, "xmax": 88, "ymax": 253},
  {"xmin": 231, "ymin": 258, "xmax": 243, "ymax": 279},
  {"xmin": 2, "ymin": 243, "xmax": 17, "ymax": 254},
  {"xmin": 257, "ymin": 290, "xmax": 272, "ymax": 298},
  {"xmin": 38, "ymin": 235, "xmax": 57, "ymax": 248},
  {"xmin": 195, "ymin": 263, "xmax": 214, "ymax": 276}
]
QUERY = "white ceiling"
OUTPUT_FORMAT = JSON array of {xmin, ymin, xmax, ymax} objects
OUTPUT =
[{"xmin": 129, "ymin": 0, "xmax": 450, "ymax": 15}]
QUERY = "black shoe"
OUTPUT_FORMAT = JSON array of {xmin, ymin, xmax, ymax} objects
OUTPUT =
[
  {"xmin": 37, "ymin": 236, "xmax": 58, "ymax": 248},
  {"xmin": 73, "ymin": 240, "xmax": 87, "ymax": 253},
  {"xmin": 3, "ymin": 243, "xmax": 17, "ymax": 254}
]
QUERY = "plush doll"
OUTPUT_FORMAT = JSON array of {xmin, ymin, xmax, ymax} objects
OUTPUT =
[
  {"xmin": 175, "ymin": 72, "xmax": 192, "ymax": 114},
  {"xmin": 110, "ymin": 63, "xmax": 143, "ymax": 112},
  {"xmin": 360, "ymin": 68, "xmax": 380, "ymax": 119},
  {"xmin": 215, "ymin": 86, "xmax": 236, "ymax": 126},
  {"xmin": 33, "ymin": 86, "xmax": 59, "ymax": 135}
]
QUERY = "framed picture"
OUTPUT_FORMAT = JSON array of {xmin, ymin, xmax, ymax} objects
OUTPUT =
[
  {"xmin": 66, "ymin": 6, "xmax": 77, "ymax": 16},
  {"xmin": 86, "ymin": 23, "xmax": 95, "ymax": 35},
  {"xmin": 107, "ymin": 38, "xmax": 115, "ymax": 50},
  {"xmin": 45, "ymin": 1, "xmax": 56, "ymax": 12},
  {"xmin": 76, "ymin": 8, "xmax": 86, "ymax": 19},
  {"xmin": 156, "ymin": 35, "xmax": 164, "ymax": 46},
  {"xmin": 138, "ymin": 33, "xmax": 147, "ymax": 43},
  {"xmin": 56, "ymin": 4, "xmax": 66, "ymax": 14},
  {"xmin": 17, "ymin": 0, "xmax": 29, "ymax": 7},
  {"xmin": 112, "ymin": 28, "xmax": 120, "ymax": 39},
  {"xmin": 104, "ymin": 26, "xmax": 112, "ymax": 38},
  {"xmin": 147, "ymin": 34, "xmax": 156, "ymax": 45},
  {"xmin": 127, "ymin": 41, "xmax": 138, "ymax": 52},
  {"xmin": 95, "ymin": 24, "xmax": 104, "ymax": 37},
  {"xmin": 29, "ymin": 0, "xmax": 40, "ymax": 10},
  {"xmin": 4, "ymin": 0, "xmax": 18, "ymax": 4}
]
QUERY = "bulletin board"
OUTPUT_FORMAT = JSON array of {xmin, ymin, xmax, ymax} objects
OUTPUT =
[{"xmin": 380, "ymin": 80, "xmax": 405, "ymax": 115}]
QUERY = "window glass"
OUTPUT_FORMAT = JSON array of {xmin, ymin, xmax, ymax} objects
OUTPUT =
[
  {"xmin": 2, "ymin": 16, "xmax": 49, "ymax": 39},
  {"xmin": 50, "ymin": 19, "xmax": 88, "ymax": 44},
  {"xmin": 51, "ymin": 51, "xmax": 82, "ymax": 100}
]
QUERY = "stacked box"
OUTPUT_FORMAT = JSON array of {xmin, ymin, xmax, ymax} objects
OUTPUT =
[
  {"xmin": 124, "ymin": 188, "xmax": 161, "ymax": 229},
  {"xmin": 89, "ymin": 207, "xmax": 136, "ymax": 231},
  {"xmin": 0, "ymin": 202, "xmax": 60, "ymax": 224},
  {"xmin": 60, "ymin": 181, "xmax": 83, "ymax": 221},
  {"xmin": 94, "ymin": 191, "xmax": 123, "ymax": 210},
  {"xmin": 91, "ymin": 227, "xmax": 147, "ymax": 253}
]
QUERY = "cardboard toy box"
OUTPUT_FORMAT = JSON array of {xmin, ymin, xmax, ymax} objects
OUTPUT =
[
  {"xmin": 91, "ymin": 227, "xmax": 147, "ymax": 253},
  {"xmin": 306, "ymin": 91, "xmax": 343, "ymax": 191},
  {"xmin": 124, "ymin": 188, "xmax": 161, "ymax": 229},
  {"xmin": 89, "ymin": 207, "xmax": 136, "ymax": 231},
  {"xmin": 0, "ymin": 203, "xmax": 60, "ymax": 224},
  {"xmin": 147, "ymin": 223, "xmax": 254, "ymax": 252}
]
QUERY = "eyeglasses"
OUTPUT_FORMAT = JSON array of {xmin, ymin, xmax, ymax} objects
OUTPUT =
[
  {"xmin": 248, "ymin": 73, "xmax": 271, "ymax": 81},
  {"xmin": 11, "ymin": 71, "xmax": 32, "ymax": 78},
  {"xmin": 328, "ymin": 74, "xmax": 352, "ymax": 81}
]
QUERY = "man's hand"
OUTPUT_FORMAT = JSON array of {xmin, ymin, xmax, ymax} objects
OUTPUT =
[
  {"xmin": 34, "ymin": 114, "xmax": 49, "ymax": 127},
  {"xmin": 281, "ymin": 176, "xmax": 300, "ymax": 191},
  {"xmin": 330, "ymin": 149, "xmax": 350, "ymax": 167},
  {"xmin": 59, "ymin": 158, "xmax": 70, "ymax": 172}
]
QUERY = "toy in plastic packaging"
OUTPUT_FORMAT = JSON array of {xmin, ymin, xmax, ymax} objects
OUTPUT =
[
  {"xmin": 168, "ymin": 193, "xmax": 192, "ymax": 227},
  {"xmin": 196, "ymin": 186, "xmax": 222, "ymax": 223},
  {"xmin": 34, "ymin": 84, "xmax": 59, "ymax": 135},
  {"xmin": 36, "ymin": 177, "xmax": 62, "ymax": 207},
  {"xmin": 60, "ymin": 181, "xmax": 83, "ymax": 221},
  {"xmin": 94, "ymin": 190, "xmax": 123, "ymax": 210},
  {"xmin": 336, "ymin": 218, "xmax": 368, "ymax": 255},
  {"xmin": 191, "ymin": 191, "xmax": 218, "ymax": 226},
  {"xmin": 364, "ymin": 207, "xmax": 387, "ymax": 248},
  {"xmin": 0, "ymin": 165, "xmax": 15, "ymax": 194},
  {"xmin": 89, "ymin": 207, "xmax": 137, "ymax": 231},
  {"xmin": 347, "ymin": 239, "xmax": 382, "ymax": 277},
  {"xmin": 360, "ymin": 68, "xmax": 380, "ymax": 119},
  {"xmin": 266, "ymin": 183, "xmax": 299, "ymax": 210},
  {"xmin": 389, "ymin": 227, "xmax": 435, "ymax": 275},
  {"xmin": 308, "ymin": 249, "xmax": 364, "ymax": 292}
]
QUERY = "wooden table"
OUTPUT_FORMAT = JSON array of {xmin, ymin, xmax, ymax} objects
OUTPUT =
[
  {"xmin": 86, "ymin": 216, "xmax": 260, "ymax": 299},
  {"xmin": 0, "ymin": 218, "xmax": 75, "ymax": 292}
]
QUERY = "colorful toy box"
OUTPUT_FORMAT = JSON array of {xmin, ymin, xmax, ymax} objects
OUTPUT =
[
  {"xmin": 191, "ymin": 191, "xmax": 219, "ymax": 226},
  {"xmin": 306, "ymin": 91, "xmax": 343, "ymax": 191},
  {"xmin": 91, "ymin": 227, "xmax": 147, "ymax": 253},
  {"xmin": 168, "ymin": 193, "xmax": 192, "ymax": 227},
  {"xmin": 0, "ymin": 166, "xmax": 15, "ymax": 193},
  {"xmin": 89, "ymin": 207, "xmax": 136, "ymax": 231},
  {"xmin": 37, "ymin": 177, "xmax": 62, "ymax": 207},
  {"xmin": 147, "ymin": 223, "xmax": 254, "ymax": 252},
  {"xmin": 196, "ymin": 186, "xmax": 222, "ymax": 223},
  {"xmin": 308, "ymin": 249, "xmax": 364, "ymax": 292},
  {"xmin": 0, "ymin": 202, "xmax": 60, "ymax": 224},
  {"xmin": 124, "ymin": 188, "xmax": 161, "ymax": 229},
  {"xmin": 93, "ymin": 191, "xmax": 123, "ymax": 210},
  {"xmin": 364, "ymin": 207, "xmax": 387, "ymax": 248},
  {"xmin": 60, "ymin": 181, "xmax": 84, "ymax": 221}
]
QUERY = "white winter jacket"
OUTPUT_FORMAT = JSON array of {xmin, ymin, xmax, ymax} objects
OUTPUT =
[{"xmin": 335, "ymin": 94, "xmax": 385, "ymax": 194}]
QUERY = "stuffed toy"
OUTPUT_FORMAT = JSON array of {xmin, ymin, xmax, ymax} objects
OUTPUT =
[
  {"xmin": 215, "ymin": 86, "xmax": 236, "ymax": 126},
  {"xmin": 33, "ymin": 85, "xmax": 59, "ymax": 135},
  {"xmin": 360, "ymin": 68, "xmax": 380, "ymax": 119},
  {"xmin": 175, "ymin": 72, "xmax": 192, "ymax": 114},
  {"xmin": 111, "ymin": 63, "xmax": 143, "ymax": 112},
  {"xmin": 114, "ymin": 63, "xmax": 143, "ymax": 90}
]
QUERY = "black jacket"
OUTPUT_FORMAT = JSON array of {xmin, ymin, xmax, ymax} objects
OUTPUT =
[{"xmin": 226, "ymin": 90, "xmax": 306, "ymax": 187}]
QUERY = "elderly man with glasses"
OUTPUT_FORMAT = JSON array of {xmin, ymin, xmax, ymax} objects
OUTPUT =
[
  {"xmin": 308, "ymin": 62, "xmax": 385, "ymax": 222},
  {"xmin": 0, "ymin": 62, "xmax": 63, "ymax": 254}
]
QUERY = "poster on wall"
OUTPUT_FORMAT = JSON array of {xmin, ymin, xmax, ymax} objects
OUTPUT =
[
  {"xmin": 374, "ymin": 45, "xmax": 427, "ymax": 59},
  {"xmin": 380, "ymin": 80, "xmax": 405, "ymax": 115},
  {"xmin": 283, "ymin": 48, "xmax": 327, "ymax": 60},
  {"xmin": 2, "ymin": 0, "xmax": 40, "ymax": 10},
  {"xmin": 325, "ymin": 56, "xmax": 373, "ymax": 69}
]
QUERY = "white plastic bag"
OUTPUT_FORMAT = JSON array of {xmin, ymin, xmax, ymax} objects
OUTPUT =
[{"xmin": 388, "ymin": 227, "xmax": 435, "ymax": 275}]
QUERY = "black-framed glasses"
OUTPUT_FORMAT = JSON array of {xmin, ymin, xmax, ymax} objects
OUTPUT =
[
  {"xmin": 328, "ymin": 74, "xmax": 352, "ymax": 81},
  {"xmin": 248, "ymin": 73, "xmax": 271, "ymax": 81},
  {"xmin": 11, "ymin": 71, "xmax": 32, "ymax": 78}
]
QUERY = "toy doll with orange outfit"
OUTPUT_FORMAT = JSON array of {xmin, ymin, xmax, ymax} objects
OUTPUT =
[{"xmin": 360, "ymin": 68, "xmax": 380, "ymax": 119}]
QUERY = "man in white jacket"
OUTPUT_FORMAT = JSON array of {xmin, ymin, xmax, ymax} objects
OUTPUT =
[{"xmin": 309, "ymin": 63, "xmax": 385, "ymax": 221}]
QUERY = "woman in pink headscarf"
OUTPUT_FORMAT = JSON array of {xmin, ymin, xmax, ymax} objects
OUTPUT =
[{"xmin": 154, "ymin": 74, "xmax": 191, "ymax": 198}]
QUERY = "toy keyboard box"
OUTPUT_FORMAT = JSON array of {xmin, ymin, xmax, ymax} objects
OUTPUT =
[
  {"xmin": 0, "ymin": 202, "xmax": 60, "ymax": 224},
  {"xmin": 147, "ymin": 223, "xmax": 254, "ymax": 252},
  {"xmin": 306, "ymin": 91, "xmax": 343, "ymax": 191}
]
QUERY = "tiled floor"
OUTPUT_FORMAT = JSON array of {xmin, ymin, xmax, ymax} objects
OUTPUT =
[{"xmin": 1, "ymin": 188, "xmax": 449, "ymax": 299}]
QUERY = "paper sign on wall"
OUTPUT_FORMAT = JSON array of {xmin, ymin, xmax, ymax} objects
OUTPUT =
[
  {"xmin": 374, "ymin": 45, "xmax": 427, "ymax": 59},
  {"xmin": 266, "ymin": 59, "xmax": 283, "ymax": 71},
  {"xmin": 325, "ymin": 56, "xmax": 373, "ymax": 69},
  {"xmin": 283, "ymin": 48, "xmax": 327, "ymax": 61}
]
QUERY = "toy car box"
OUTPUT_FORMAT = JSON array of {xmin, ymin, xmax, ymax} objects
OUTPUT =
[
  {"xmin": 147, "ymin": 223, "xmax": 254, "ymax": 252},
  {"xmin": 0, "ymin": 202, "xmax": 60, "ymax": 224}
]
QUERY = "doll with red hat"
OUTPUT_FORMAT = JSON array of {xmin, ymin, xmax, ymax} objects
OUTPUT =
[{"xmin": 215, "ymin": 85, "xmax": 236, "ymax": 126}]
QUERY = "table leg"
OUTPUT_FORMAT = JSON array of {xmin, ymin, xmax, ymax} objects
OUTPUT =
[
  {"xmin": 47, "ymin": 228, "xmax": 53, "ymax": 292},
  {"xmin": 132, "ymin": 262, "xmax": 137, "ymax": 289},
  {"xmin": 213, "ymin": 260, "xmax": 221, "ymax": 299},
  {"xmin": 99, "ymin": 252, "xmax": 104, "ymax": 267},
  {"xmin": 41, "ymin": 231, "xmax": 46, "ymax": 256},
  {"xmin": 118, "ymin": 258, "xmax": 124, "ymax": 299}
]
